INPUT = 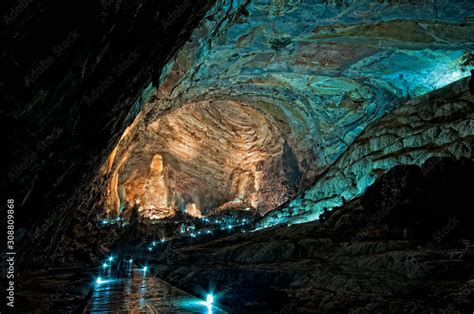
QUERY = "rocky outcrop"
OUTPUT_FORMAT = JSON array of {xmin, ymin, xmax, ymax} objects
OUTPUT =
[
  {"xmin": 103, "ymin": 100, "xmax": 301, "ymax": 218},
  {"xmin": 3, "ymin": 1, "xmax": 216, "ymax": 268},
  {"xmin": 261, "ymin": 75, "xmax": 474, "ymax": 228},
  {"xmin": 152, "ymin": 157, "xmax": 474, "ymax": 313},
  {"xmin": 98, "ymin": 0, "xmax": 474, "ymax": 226},
  {"xmin": 5, "ymin": 0, "xmax": 474, "ymax": 268}
]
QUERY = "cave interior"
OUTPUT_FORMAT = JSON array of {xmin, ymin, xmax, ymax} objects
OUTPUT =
[{"xmin": 3, "ymin": 0, "xmax": 474, "ymax": 312}]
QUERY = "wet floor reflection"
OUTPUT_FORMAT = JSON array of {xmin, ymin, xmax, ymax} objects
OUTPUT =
[{"xmin": 85, "ymin": 265, "xmax": 226, "ymax": 313}]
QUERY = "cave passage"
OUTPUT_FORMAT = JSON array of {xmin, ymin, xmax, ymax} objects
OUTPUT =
[
  {"xmin": 86, "ymin": 266, "xmax": 225, "ymax": 313},
  {"xmin": 103, "ymin": 100, "xmax": 307, "ymax": 221},
  {"xmin": 6, "ymin": 0, "xmax": 474, "ymax": 312}
]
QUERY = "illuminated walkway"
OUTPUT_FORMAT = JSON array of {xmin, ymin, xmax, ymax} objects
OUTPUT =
[{"xmin": 85, "ymin": 267, "xmax": 226, "ymax": 313}]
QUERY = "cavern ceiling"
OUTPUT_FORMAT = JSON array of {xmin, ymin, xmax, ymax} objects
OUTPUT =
[{"xmin": 101, "ymin": 0, "xmax": 474, "ymax": 222}]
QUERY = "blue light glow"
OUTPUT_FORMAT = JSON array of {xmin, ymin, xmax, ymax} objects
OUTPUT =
[
  {"xmin": 103, "ymin": 263, "xmax": 108, "ymax": 268},
  {"xmin": 96, "ymin": 277, "xmax": 103, "ymax": 284},
  {"xmin": 206, "ymin": 294, "xmax": 214, "ymax": 305},
  {"xmin": 430, "ymin": 67, "xmax": 470, "ymax": 90},
  {"xmin": 143, "ymin": 266, "xmax": 148, "ymax": 273},
  {"xmin": 152, "ymin": 241, "xmax": 156, "ymax": 246},
  {"xmin": 129, "ymin": 259, "xmax": 133, "ymax": 263},
  {"xmin": 108, "ymin": 256, "xmax": 114, "ymax": 262}
]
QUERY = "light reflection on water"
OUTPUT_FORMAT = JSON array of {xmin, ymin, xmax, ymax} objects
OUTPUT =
[{"xmin": 86, "ymin": 267, "xmax": 226, "ymax": 313}]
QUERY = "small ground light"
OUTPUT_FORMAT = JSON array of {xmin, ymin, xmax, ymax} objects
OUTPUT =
[
  {"xmin": 143, "ymin": 266, "xmax": 148, "ymax": 272},
  {"xmin": 96, "ymin": 277, "xmax": 103, "ymax": 284},
  {"xmin": 108, "ymin": 256, "xmax": 114, "ymax": 262},
  {"xmin": 152, "ymin": 241, "xmax": 156, "ymax": 246},
  {"xmin": 129, "ymin": 259, "xmax": 133, "ymax": 263},
  {"xmin": 103, "ymin": 263, "xmax": 108, "ymax": 268},
  {"xmin": 206, "ymin": 294, "xmax": 214, "ymax": 305}
]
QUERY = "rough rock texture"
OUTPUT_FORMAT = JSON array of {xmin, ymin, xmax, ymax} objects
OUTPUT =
[
  {"xmin": 261, "ymin": 74, "xmax": 474, "ymax": 227},
  {"xmin": 104, "ymin": 100, "xmax": 302, "ymax": 218},
  {"xmin": 2, "ymin": 0, "xmax": 216, "ymax": 267},
  {"xmin": 4, "ymin": 0, "xmax": 474, "ymax": 268},
  {"xmin": 153, "ymin": 157, "xmax": 474, "ymax": 313},
  {"xmin": 154, "ymin": 0, "xmax": 474, "ymax": 174},
  {"xmin": 15, "ymin": 267, "xmax": 95, "ymax": 313},
  {"xmin": 99, "ymin": 0, "xmax": 474, "ymax": 224}
]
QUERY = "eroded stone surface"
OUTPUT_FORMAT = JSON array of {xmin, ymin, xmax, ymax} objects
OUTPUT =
[
  {"xmin": 98, "ymin": 0, "xmax": 474, "ymax": 225},
  {"xmin": 9, "ymin": 0, "xmax": 474, "ymax": 268},
  {"xmin": 260, "ymin": 76, "xmax": 474, "ymax": 228},
  {"xmin": 152, "ymin": 157, "xmax": 474, "ymax": 313},
  {"xmin": 104, "ymin": 101, "xmax": 303, "ymax": 218},
  {"xmin": 5, "ymin": 1, "xmax": 216, "ymax": 268}
]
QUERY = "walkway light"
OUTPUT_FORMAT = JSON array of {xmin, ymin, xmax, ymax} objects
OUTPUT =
[{"xmin": 206, "ymin": 294, "xmax": 214, "ymax": 305}]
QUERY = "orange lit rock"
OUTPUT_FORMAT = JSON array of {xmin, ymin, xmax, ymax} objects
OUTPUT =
[{"xmin": 102, "ymin": 101, "xmax": 306, "ymax": 218}]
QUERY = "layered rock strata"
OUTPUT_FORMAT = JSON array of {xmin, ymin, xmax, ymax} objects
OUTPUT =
[
  {"xmin": 152, "ymin": 157, "xmax": 474, "ymax": 313},
  {"xmin": 261, "ymin": 76, "xmax": 474, "ymax": 227}
]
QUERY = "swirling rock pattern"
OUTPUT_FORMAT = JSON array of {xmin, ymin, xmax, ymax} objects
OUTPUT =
[
  {"xmin": 153, "ymin": 157, "xmax": 474, "ymax": 312},
  {"xmin": 106, "ymin": 101, "xmax": 301, "ymax": 217},
  {"xmin": 102, "ymin": 0, "xmax": 474, "ymax": 222},
  {"xmin": 261, "ymin": 77, "xmax": 474, "ymax": 227}
]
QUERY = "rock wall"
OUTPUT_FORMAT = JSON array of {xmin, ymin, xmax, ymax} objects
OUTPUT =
[
  {"xmin": 100, "ymin": 0, "xmax": 474, "ymax": 225},
  {"xmin": 153, "ymin": 0, "xmax": 474, "ymax": 181},
  {"xmin": 3, "ymin": 0, "xmax": 216, "ymax": 267},
  {"xmin": 261, "ymin": 77, "xmax": 474, "ymax": 228},
  {"xmin": 153, "ymin": 157, "xmax": 474, "ymax": 312},
  {"xmin": 103, "ymin": 100, "xmax": 299, "ymax": 218},
  {"xmin": 5, "ymin": 0, "xmax": 474, "ymax": 267}
]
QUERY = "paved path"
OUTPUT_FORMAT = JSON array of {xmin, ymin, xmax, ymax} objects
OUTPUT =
[{"xmin": 85, "ymin": 265, "xmax": 226, "ymax": 313}]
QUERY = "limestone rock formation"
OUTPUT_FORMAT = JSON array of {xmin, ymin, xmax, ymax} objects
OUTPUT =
[
  {"xmin": 3, "ymin": 0, "xmax": 216, "ymax": 267},
  {"xmin": 98, "ymin": 0, "xmax": 474, "ymax": 230},
  {"xmin": 103, "ymin": 101, "xmax": 300, "ymax": 218},
  {"xmin": 4, "ymin": 0, "xmax": 474, "ymax": 269},
  {"xmin": 152, "ymin": 157, "xmax": 474, "ymax": 312},
  {"xmin": 4, "ymin": 0, "xmax": 474, "ymax": 312},
  {"xmin": 261, "ymin": 76, "xmax": 474, "ymax": 227}
]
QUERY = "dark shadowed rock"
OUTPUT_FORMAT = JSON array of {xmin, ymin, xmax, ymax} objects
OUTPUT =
[{"xmin": 152, "ymin": 157, "xmax": 474, "ymax": 312}]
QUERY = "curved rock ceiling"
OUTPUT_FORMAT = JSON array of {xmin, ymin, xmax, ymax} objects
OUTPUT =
[
  {"xmin": 101, "ymin": 0, "xmax": 473, "ymax": 222},
  {"xmin": 107, "ymin": 101, "xmax": 304, "ymax": 217}
]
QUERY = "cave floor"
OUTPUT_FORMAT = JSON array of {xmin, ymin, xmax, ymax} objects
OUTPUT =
[
  {"xmin": 16, "ymin": 266, "xmax": 226, "ymax": 313},
  {"xmin": 85, "ymin": 267, "xmax": 226, "ymax": 313}
]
